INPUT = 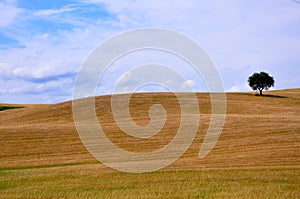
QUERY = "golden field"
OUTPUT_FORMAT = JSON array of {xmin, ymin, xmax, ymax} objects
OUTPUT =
[{"xmin": 0, "ymin": 89, "xmax": 299, "ymax": 198}]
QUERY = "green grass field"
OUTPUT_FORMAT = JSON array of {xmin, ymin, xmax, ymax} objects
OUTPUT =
[
  {"xmin": 1, "ymin": 166, "xmax": 299, "ymax": 198},
  {"xmin": 0, "ymin": 90, "xmax": 299, "ymax": 198}
]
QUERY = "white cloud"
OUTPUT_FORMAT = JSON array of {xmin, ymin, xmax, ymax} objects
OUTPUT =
[
  {"xmin": 82, "ymin": 0, "xmax": 201, "ymax": 28},
  {"xmin": 227, "ymin": 85, "xmax": 240, "ymax": 92},
  {"xmin": 0, "ymin": 88, "xmax": 6, "ymax": 94},
  {"xmin": 35, "ymin": 78, "xmax": 73, "ymax": 92},
  {"xmin": 1, "ymin": 25, "xmax": 108, "ymax": 81},
  {"xmin": 0, "ymin": 0, "xmax": 22, "ymax": 28},
  {"xmin": 82, "ymin": 0, "xmax": 300, "ymax": 74},
  {"xmin": 12, "ymin": 60, "xmax": 74, "ymax": 79},
  {"xmin": 0, "ymin": 63, "xmax": 13, "ymax": 78},
  {"xmin": 8, "ymin": 78, "xmax": 73, "ymax": 94},
  {"xmin": 182, "ymin": 80, "xmax": 196, "ymax": 89},
  {"xmin": 33, "ymin": 5, "xmax": 77, "ymax": 17},
  {"xmin": 227, "ymin": 83, "xmax": 250, "ymax": 92}
]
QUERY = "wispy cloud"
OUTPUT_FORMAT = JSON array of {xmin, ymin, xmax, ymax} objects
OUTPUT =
[{"xmin": 33, "ymin": 5, "xmax": 78, "ymax": 17}]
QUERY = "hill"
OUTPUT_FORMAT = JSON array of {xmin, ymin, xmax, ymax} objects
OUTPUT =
[
  {"xmin": 1, "ymin": 90, "xmax": 299, "ymax": 169},
  {"xmin": 0, "ymin": 90, "xmax": 299, "ymax": 198}
]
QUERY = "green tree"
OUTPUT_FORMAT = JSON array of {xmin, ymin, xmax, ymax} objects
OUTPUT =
[{"xmin": 248, "ymin": 72, "xmax": 275, "ymax": 96}]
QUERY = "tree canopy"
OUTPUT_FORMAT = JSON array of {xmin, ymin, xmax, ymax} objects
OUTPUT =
[{"xmin": 248, "ymin": 72, "xmax": 275, "ymax": 95}]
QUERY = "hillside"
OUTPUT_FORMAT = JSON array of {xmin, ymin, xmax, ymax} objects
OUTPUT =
[
  {"xmin": 0, "ymin": 90, "xmax": 299, "ymax": 198},
  {"xmin": 0, "ymin": 90, "xmax": 299, "ymax": 170}
]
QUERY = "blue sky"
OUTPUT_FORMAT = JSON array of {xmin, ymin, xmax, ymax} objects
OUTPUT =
[{"xmin": 0, "ymin": 0, "xmax": 299, "ymax": 104}]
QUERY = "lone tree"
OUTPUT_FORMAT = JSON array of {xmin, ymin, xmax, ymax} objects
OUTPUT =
[{"xmin": 248, "ymin": 71, "xmax": 274, "ymax": 96}]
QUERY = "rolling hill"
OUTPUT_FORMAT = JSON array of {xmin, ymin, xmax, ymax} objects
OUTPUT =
[{"xmin": 0, "ymin": 90, "xmax": 299, "ymax": 198}]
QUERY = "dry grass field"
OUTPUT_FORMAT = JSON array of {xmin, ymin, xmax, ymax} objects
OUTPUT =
[{"xmin": 0, "ymin": 89, "xmax": 299, "ymax": 198}]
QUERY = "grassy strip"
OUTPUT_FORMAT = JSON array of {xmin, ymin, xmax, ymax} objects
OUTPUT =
[
  {"xmin": 0, "ymin": 161, "xmax": 98, "ymax": 171},
  {"xmin": 0, "ymin": 105, "xmax": 24, "ymax": 111}
]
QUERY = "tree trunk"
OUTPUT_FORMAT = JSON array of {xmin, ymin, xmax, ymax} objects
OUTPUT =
[{"xmin": 259, "ymin": 89, "xmax": 263, "ymax": 96}]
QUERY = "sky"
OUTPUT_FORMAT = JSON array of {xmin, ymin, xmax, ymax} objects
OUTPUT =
[{"xmin": 0, "ymin": 0, "xmax": 299, "ymax": 104}]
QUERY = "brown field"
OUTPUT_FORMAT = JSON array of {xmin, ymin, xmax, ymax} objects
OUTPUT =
[{"xmin": 0, "ymin": 89, "xmax": 299, "ymax": 198}]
